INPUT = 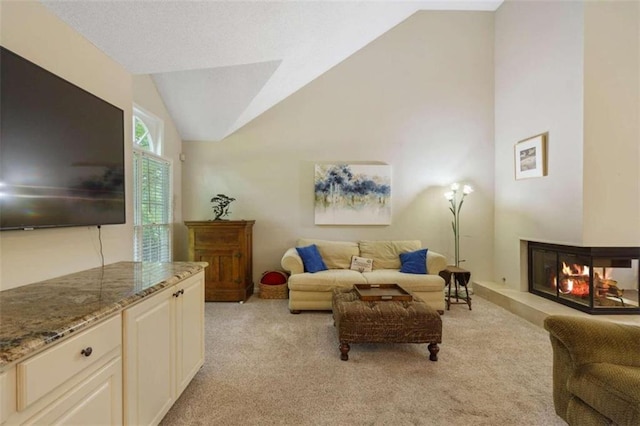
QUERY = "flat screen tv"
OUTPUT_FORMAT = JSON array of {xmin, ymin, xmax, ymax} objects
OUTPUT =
[{"xmin": 0, "ymin": 46, "xmax": 125, "ymax": 231}]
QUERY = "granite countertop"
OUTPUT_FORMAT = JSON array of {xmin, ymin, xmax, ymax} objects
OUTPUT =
[{"xmin": 0, "ymin": 261, "xmax": 206, "ymax": 369}]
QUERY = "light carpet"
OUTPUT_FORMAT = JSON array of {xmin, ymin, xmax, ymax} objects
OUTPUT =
[{"xmin": 160, "ymin": 296, "xmax": 564, "ymax": 426}]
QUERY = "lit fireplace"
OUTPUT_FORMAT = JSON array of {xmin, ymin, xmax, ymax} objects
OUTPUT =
[{"xmin": 528, "ymin": 242, "xmax": 640, "ymax": 314}]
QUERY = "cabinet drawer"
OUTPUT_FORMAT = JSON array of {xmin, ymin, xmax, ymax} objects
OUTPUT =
[
  {"xmin": 193, "ymin": 229, "xmax": 242, "ymax": 248},
  {"xmin": 23, "ymin": 356, "xmax": 122, "ymax": 426},
  {"xmin": 17, "ymin": 315, "xmax": 121, "ymax": 411}
]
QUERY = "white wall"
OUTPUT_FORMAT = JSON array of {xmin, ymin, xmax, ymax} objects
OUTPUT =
[
  {"xmin": 0, "ymin": 1, "xmax": 134, "ymax": 290},
  {"xmin": 132, "ymin": 75, "xmax": 186, "ymax": 260},
  {"xmin": 494, "ymin": 0, "xmax": 585, "ymax": 290},
  {"xmin": 583, "ymin": 1, "xmax": 640, "ymax": 246},
  {"xmin": 181, "ymin": 11, "xmax": 495, "ymax": 284},
  {"xmin": 494, "ymin": 0, "xmax": 640, "ymax": 291}
]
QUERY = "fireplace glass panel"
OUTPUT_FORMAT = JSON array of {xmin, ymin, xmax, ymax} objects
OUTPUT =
[
  {"xmin": 530, "ymin": 249, "xmax": 557, "ymax": 297},
  {"xmin": 592, "ymin": 258, "xmax": 639, "ymax": 310},
  {"xmin": 528, "ymin": 241, "xmax": 640, "ymax": 314},
  {"xmin": 558, "ymin": 254, "xmax": 590, "ymax": 307}
]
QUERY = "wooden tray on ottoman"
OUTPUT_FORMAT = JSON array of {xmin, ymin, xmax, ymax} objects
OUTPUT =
[{"xmin": 353, "ymin": 284, "xmax": 413, "ymax": 302}]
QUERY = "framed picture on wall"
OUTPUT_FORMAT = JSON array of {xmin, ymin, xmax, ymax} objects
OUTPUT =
[
  {"xmin": 515, "ymin": 133, "xmax": 548, "ymax": 180},
  {"xmin": 314, "ymin": 164, "xmax": 391, "ymax": 225}
]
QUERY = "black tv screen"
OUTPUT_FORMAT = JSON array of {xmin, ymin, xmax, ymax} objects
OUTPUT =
[{"xmin": 0, "ymin": 46, "xmax": 125, "ymax": 231}]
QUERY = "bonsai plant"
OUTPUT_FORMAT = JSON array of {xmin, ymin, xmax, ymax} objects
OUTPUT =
[{"xmin": 211, "ymin": 194, "xmax": 236, "ymax": 220}]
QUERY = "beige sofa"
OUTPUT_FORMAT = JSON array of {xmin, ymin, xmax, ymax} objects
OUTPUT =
[{"xmin": 281, "ymin": 239, "xmax": 447, "ymax": 314}]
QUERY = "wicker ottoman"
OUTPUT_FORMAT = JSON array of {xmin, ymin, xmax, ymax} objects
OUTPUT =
[{"xmin": 332, "ymin": 288, "xmax": 442, "ymax": 361}]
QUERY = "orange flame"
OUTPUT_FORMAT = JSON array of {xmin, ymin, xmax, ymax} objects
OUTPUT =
[
  {"xmin": 550, "ymin": 263, "xmax": 615, "ymax": 299},
  {"xmin": 562, "ymin": 262, "xmax": 590, "ymax": 276}
]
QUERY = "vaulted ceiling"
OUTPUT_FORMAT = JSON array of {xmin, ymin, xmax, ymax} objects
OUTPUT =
[{"xmin": 42, "ymin": 1, "xmax": 502, "ymax": 141}]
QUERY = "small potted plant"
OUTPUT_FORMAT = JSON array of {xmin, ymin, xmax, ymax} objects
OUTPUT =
[{"xmin": 211, "ymin": 194, "xmax": 236, "ymax": 220}]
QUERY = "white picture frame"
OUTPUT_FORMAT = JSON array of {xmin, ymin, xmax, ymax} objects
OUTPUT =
[{"xmin": 515, "ymin": 133, "xmax": 548, "ymax": 180}]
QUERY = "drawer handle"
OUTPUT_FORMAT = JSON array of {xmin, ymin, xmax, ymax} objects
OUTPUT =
[
  {"xmin": 173, "ymin": 289, "xmax": 185, "ymax": 297},
  {"xmin": 80, "ymin": 347, "xmax": 93, "ymax": 357}
]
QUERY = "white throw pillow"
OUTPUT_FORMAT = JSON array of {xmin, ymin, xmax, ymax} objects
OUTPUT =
[{"xmin": 350, "ymin": 255, "xmax": 373, "ymax": 272}]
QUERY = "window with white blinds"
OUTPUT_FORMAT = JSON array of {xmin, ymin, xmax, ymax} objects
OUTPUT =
[
  {"xmin": 133, "ymin": 106, "xmax": 171, "ymax": 262},
  {"xmin": 133, "ymin": 150, "xmax": 172, "ymax": 262}
]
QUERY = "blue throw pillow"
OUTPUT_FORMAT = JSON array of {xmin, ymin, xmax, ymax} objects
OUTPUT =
[
  {"xmin": 296, "ymin": 244, "xmax": 328, "ymax": 273},
  {"xmin": 399, "ymin": 248, "xmax": 428, "ymax": 274}
]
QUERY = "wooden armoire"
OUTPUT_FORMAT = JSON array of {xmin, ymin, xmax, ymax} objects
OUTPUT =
[{"xmin": 185, "ymin": 220, "xmax": 254, "ymax": 302}]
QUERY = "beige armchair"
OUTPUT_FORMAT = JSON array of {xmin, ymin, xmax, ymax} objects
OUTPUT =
[{"xmin": 544, "ymin": 315, "xmax": 640, "ymax": 425}]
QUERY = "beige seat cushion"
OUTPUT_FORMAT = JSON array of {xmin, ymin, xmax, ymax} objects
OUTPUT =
[
  {"xmin": 363, "ymin": 269, "xmax": 445, "ymax": 292},
  {"xmin": 288, "ymin": 269, "xmax": 366, "ymax": 292},
  {"xmin": 358, "ymin": 240, "xmax": 421, "ymax": 270},
  {"xmin": 297, "ymin": 238, "xmax": 359, "ymax": 270}
]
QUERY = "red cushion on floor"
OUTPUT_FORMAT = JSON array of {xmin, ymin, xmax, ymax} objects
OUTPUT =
[{"xmin": 260, "ymin": 271, "xmax": 289, "ymax": 285}]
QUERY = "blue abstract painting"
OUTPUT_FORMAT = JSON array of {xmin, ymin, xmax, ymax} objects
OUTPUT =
[{"xmin": 314, "ymin": 164, "xmax": 391, "ymax": 225}]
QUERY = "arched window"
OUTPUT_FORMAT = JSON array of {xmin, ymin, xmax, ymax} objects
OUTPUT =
[
  {"xmin": 133, "ymin": 107, "xmax": 161, "ymax": 155},
  {"xmin": 134, "ymin": 115, "xmax": 154, "ymax": 152},
  {"xmin": 133, "ymin": 106, "xmax": 172, "ymax": 262}
]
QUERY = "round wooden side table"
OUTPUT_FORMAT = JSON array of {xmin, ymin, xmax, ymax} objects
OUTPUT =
[{"xmin": 439, "ymin": 266, "xmax": 472, "ymax": 310}]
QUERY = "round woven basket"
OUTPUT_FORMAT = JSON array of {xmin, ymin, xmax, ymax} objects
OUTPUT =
[{"xmin": 259, "ymin": 270, "xmax": 289, "ymax": 299}]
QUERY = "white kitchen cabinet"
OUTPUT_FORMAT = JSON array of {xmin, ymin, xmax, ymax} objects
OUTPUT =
[
  {"xmin": 0, "ymin": 265, "xmax": 205, "ymax": 426},
  {"xmin": 175, "ymin": 274, "xmax": 205, "ymax": 396},
  {"xmin": 1, "ymin": 315, "xmax": 122, "ymax": 426},
  {"xmin": 0, "ymin": 367, "xmax": 16, "ymax": 424},
  {"xmin": 123, "ymin": 283, "xmax": 174, "ymax": 426},
  {"xmin": 123, "ymin": 272, "xmax": 204, "ymax": 426}
]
